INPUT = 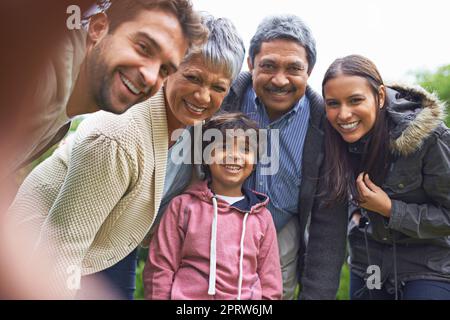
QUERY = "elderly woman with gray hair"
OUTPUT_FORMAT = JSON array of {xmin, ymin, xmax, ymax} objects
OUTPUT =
[{"xmin": 8, "ymin": 13, "xmax": 245, "ymax": 299}]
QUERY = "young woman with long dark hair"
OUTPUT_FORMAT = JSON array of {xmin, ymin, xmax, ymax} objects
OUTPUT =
[{"xmin": 322, "ymin": 54, "xmax": 450, "ymax": 300}]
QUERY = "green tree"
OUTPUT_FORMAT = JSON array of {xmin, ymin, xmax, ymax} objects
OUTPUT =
[{"xmin": 415, "ymin": 64, "xmax": 450, "ymax": 126}]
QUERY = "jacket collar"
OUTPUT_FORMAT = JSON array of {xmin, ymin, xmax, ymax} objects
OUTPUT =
[
  {"xmin": 231, "ymin": 186, "xmax": 269, "ymax": 213},
  {"xmin": 185, "ymin": 180, "xmax": 269, "ymax": 214}
]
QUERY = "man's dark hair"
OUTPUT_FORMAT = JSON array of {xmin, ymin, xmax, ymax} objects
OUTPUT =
[
  {"xmin": 106, "ymin": 0, "xmax": 208, "ymax": 49},
  {"xmin": 249, "ymin": 14, "xmax": 317, "ymax": 75}
]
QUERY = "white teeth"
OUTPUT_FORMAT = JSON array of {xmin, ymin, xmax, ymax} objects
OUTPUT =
[
  {"xmin": 267, "ymin": 90, "xmax": 289, "ymax": 96},
  {"xmin": 120, "ymin": 74, "xmax": 140, "ymax": 95},
  {"xmin": 266, "ymin": 88, "xmax": 291, "ymax": 96},
  {"xmin": 185, "ymin": 101, "xmax": 206, "ymax": 113},
  {"xmin": 224, "ymin": 165, "xmax": 242, "ymax": 172},
  {"xmin": 339, "ymin": 121, "xmax": 359, "ymax": 129}
]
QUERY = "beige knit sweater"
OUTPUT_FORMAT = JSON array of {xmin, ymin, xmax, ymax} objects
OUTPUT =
[{"xmin": 8, "ymin": 89, "xmax": 168, "ymax": 296}]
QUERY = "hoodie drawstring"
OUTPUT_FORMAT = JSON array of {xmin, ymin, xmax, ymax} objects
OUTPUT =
[
  {"xmin": 208, "ymin": 195, "xmax": 250, "ymax": 300},
  {"xmin": 237, "ymin": 212, "xmax": 249, "ymax": 300},
  {"xmin": 208, "ymin": 195, "xmax": 218, "ymax": 296}
]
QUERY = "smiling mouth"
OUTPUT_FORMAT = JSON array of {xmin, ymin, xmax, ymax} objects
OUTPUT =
[
  {"xmin": 222, "ymin": 164, "xmax": 243, "ymax": 173},
  {"xmin": 184, "ymin": 100, "xmax": 207, "ymax": 113},
  {"xmin": 119, "ymin": 73, "xmax": 142, "ymax": 95},
  {"xmin": 338, "ymin": 121, "xmax": 360, "ymax": 130},
  {"xmin": 265, "ymin": 87, "xmax": 294, "ymax": 96}
]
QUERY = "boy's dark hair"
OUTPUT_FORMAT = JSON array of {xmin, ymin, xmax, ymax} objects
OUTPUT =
[
  {"xmin": 201, "ymin": 112, "xmax": 260, "ymax": 181},
  {"xmin": 106, "ymin": 0, "xmax": 208, "ymax": 49}
]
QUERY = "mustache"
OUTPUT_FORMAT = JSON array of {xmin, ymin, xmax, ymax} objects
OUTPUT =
[{"xmin": 264, "ymin": 85, "xmax": 296, "ymax": 93}]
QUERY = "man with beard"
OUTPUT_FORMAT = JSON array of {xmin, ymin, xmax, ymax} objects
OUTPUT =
[
  {"xmin": 2, "ymin": 0, "xmax": 206, "ymax": 178},
  {"xmin": 220, "ymin": 14, "xmax": 348, "ymax": 299},
  {"xmin": 0, "ymin": 0, "xmax": 206, "ymax": 299}
]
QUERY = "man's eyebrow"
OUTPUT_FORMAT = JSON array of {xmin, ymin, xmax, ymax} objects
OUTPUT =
[
  {"xmin": 259, "ymin": 58, "xmax": 276, "ymax": 64},
  {"xmin": 135, "ymin": 31, "xmax": 179, "ymax": 72},
  {"xmin": 288, "ymin": 61, "xmax": 305, "ymax": 67},
  {"xmin": 213, "ymin": 79, "xmax": 230, "ymax": 86}
]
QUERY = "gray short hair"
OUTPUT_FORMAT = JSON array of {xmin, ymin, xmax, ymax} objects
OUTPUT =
[
  {"xmin": 184, "ymin": 13, "xmax": 245, "ymax": 81},
  {"xmin": 249, "ymin": 14, "xmax": 317, "ymax": 75}
]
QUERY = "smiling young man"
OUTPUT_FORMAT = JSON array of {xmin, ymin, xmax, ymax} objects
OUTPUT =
[
  {"xmin": 4, "ymin": 0, "xmax": 208, "ymax": 299},
  {"xmin": 220, "ymin": 15, "xmax": 348, "ymax": 300},
  {"xmin": 4, "ymin": 0, "xmax": 206, "ymax": 177}
]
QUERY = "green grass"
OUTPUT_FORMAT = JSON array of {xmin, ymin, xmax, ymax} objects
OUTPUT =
[
  {"xmin": 336, "ymin": 263, "xmax": 350, "ymax": 300},
  {"xmin": 134, "ymin": 260, "xmax": 145, "ymax": 300}
]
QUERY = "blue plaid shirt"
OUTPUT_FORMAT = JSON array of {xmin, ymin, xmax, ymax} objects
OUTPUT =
[{"xmin": 242, "ymin": 87, "xmax": 310, "ymax": 231}]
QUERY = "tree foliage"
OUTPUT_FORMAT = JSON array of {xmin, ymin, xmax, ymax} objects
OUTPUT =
[{"xmin": 415, "ymin": 64, "xmax": 450, "ymax": 126}]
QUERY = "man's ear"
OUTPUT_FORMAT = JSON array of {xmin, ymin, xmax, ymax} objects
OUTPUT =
[
  {"xmin": 247, "ymin": 56, "xmax": 254, "ymax": 73},
  {"xmin": 87, "ymin": 13, "xmax": 109, "ymax": 47}
]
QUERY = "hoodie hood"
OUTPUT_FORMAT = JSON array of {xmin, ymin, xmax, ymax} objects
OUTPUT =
[
  {"xmin": 387, "ymin": 83, "xmax": 447, "ymax": 156},
  {"xmin": 184, "ymin": 179, "xmax": 269, "ymax": 214}
]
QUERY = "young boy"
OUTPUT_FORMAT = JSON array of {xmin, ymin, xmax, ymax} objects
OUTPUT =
[{"xmin": 143, "ymin": 112, "xmax": 282, "ymax": 300}]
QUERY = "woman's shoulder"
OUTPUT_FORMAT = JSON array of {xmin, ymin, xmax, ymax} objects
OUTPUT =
[
  {"xmin": 74, "ymin": 88, "xmax": 166, "ymax": 144},
  {"xmin": 432, "ymin": 122, "xmax": 450, "ymax": 140},
  {"xmin": 387, "ymin": 83, "xmax": 447, "ymax": 157},
  {"xmin": 73, "ymin": 109, "xmax": 145, "ymax": 152},
  {"xmin": 424, "ymin": 122, "xmax": 450, "ymax": 156}
]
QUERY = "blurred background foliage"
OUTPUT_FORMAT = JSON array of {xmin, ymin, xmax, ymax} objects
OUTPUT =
[{"xmin": 414, "ymin": 64, "xmax": 450, "ymax": 126}]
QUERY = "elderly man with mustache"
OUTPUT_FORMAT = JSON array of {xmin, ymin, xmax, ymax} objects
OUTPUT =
[{"xmin": 220, "ymin": 14, "xmax": 348, "ymax": 300}]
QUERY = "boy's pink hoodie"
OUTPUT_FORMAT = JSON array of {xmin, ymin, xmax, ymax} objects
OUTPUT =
[{"xmin": 143, "ymin": 180, "xmax": 282, "ymax": 300}]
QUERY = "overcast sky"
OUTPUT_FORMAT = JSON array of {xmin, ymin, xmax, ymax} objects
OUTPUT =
[{"xmin": 193, "ymin": 0, "xmax": 450, "ymax": 91}]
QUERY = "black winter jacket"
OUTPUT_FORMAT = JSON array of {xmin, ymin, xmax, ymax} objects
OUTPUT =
[{"xmin": 348, "ymin": 83, "xmax": 450, "ymax": 293}]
